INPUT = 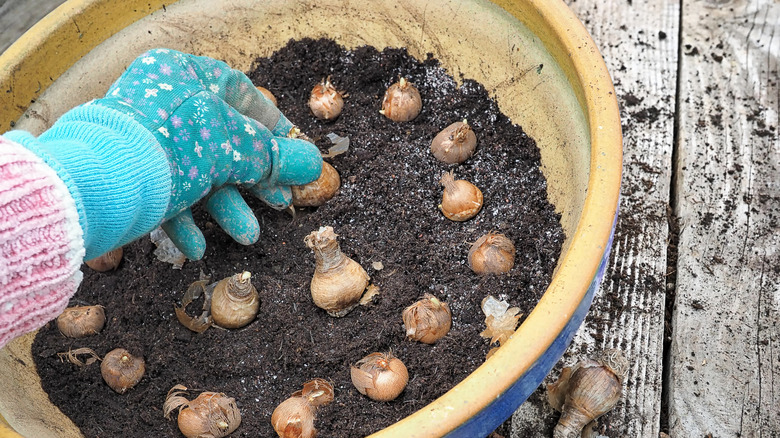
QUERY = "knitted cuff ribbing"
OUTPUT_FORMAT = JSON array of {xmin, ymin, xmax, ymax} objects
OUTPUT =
[
  {"xmin": 0, "ymin": 138, "xmax": 85, "ymax": 349},
  {"xmin": 4, "ymin": 104, "xmax": 172, "ymax": 260}
]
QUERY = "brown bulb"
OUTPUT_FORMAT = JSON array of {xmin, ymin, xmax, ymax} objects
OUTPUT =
[
  {"xmin": 548, "ymin": 350, "xmax": 627, "ymax": 438},
  {"xmin": 380, "ymin": 77, "xmax": 422, "ymax": 122},
  {"xmin": 309, "ymin": 77, "xmax": 344, "ymax": 120},
  {"xmin": 402, "ymin": 294, "xmax": 452, "ymax": 344},
  {"xmin": 271, "ymin": 379, "xmax": 334, "ymax": 438},
  {"xmin": 56, "ymin": 305, "xmax": 106, "ymax": 338},
  {"xmin": 350, "ymin": 352, "xmax": 408, "ymax": 401},
  {"xmin": 468, "ymin": 232, "xmax": 516, "ymax": 275},
  {"xmin": 165, "ymin": 385, "xmax": 241, "ymax": 438},
  {"xmin": 85, "ymin": 247, "xmax": 123, "ymax": 271},
  {"xmin": 101, "ymin": 348, "xmax": 145, "ymax": 394},
  {"xmin": 272, "ymin": 396, "xmax": 315, "ymax": 438},
  {"xmin": 256, "ymin": 86, "xmax": 278, "ymax": 106},
  {"xmin": 431, "ymin": 120, "xmax": 477, "ymax": 164},
  {"xmin": 439, "ymin": 171, "xmax": 483, "ymax": 221},
  {"xmin": 211, "ymin": 271, "xmax": 259, "ymax": 329},
  {"xmin": 292, "ymin": 162, "xmax": 341, "ymax": 207},
  {"xmin": 304, "ymin": 226, "xmax": 369, "ymax": 317}
]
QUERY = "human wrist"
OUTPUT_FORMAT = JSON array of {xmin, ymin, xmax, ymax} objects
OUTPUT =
[{"xmin": 4, "ymin": 104, "xmax": 172, "ymax": 259}]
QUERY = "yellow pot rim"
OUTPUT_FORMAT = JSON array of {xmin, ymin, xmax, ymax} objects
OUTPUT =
[{"xmin": 0, "ymin": 0, "xmax": 622, "ymax": 436}]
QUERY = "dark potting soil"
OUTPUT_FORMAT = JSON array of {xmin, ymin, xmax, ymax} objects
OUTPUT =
[{"xmin": 31, "ymin": 38, "xmax": 564, "ymax": 437}]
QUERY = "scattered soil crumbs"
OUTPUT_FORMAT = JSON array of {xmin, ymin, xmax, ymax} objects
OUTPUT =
[{"xmin": 32, "ymin": 38, "xmax": 564, "ymax": 437}]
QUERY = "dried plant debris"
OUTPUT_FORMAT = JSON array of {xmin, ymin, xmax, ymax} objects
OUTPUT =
[
  {"xmin": 57, "ymin": 347, "xmax": 101, "ymax": 368},
  {"xmin": 480, "ymin": 295, "xmax": 522, "ymax": 358},
  {"xmin": 175, "ymin": 274, "xmax": 215, "ymax": 333},
  {"xmin": 359, "ymin": 284, "xmax": 380, "ymax": 306},
  {"xmin": 150, "ymin": 228, "xmax": 187, "ymax": 269}
]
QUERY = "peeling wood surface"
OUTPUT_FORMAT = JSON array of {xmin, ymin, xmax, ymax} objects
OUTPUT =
[
  {"xmin": 2, "ymin": 0, "xmax": 780, "ymax": 437},
  {"xmin": 669, "ymin": 0, "xmax": 780, "ymax": 436}
]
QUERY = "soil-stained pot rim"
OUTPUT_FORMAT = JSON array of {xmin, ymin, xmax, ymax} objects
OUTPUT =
[{"xmin": 0, "ymin": 0, "xmax": 621, "ymax": 437}]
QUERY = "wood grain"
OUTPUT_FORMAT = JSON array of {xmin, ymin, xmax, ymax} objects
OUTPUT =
[
  {"xmin": 669, "ymin": 0, "xmax": 780, "ymax": 436},
  {"xmin": 512, "ymin": 0, "xmax": 678, "ymax": 435}
]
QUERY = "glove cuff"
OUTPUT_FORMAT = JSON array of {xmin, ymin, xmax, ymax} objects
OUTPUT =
[
  {"xmin": 4, "ymin": 104, "xmax": 172, "ymax": 259},
  {"xmin": 0, "ymin": 138, "xmax": 84, "ymax": 348}
]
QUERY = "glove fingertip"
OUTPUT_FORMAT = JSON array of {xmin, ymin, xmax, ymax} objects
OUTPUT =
[
  {"xmin": 205, "ymin": 186, "xmax": 261, "ymax": 246},
  {"xmin": 161, "ymin": 213, "xmax": 207, "ymax": 261},
  {"xmin": 273, "ymin": 137, "xmax": 323, "ymax": 186},
  {"xmin": 249, "ymin": 185, "xmax": 293, "ymax": 211}
]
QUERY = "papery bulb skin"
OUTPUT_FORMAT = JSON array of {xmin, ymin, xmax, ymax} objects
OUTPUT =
[
  {"xmin": 101, "ymin": 348, "xmax": 145, "ymax": 394},
  {"xmin": 304, "ymin": 226, "xmax": 369, "ymax": 317},
  {"xmin": 309, "ymin": 77, "xmax": 344, "ymax": 120},
  {"xmin": 468, "ymin": 232, "xmax": 516, "ymax": 275},
  {"xmin": 402, "ymin": 294, "xmax": 452, "ymax": 344},
  {"xmin": 350, "ymin": 352, "xmax": 409, "ymax": 401},
  {"xmin": 211, "ymin": 271, "xmax": 260, "ymax": 329},
  {"xmin": 431, "ymin": 120, "xmax": 477, "ymax": 164},
  {"xmin": 272, "ymin": 396, "xmax": 315, "ymax": 438},
  {"xmin": 439, "ymin": 171, "xmax": 483, "ymax": 221},
  {"xmin": 551, "ymin": 350, "xmax": 627, "ymax": 438},
  {"xmin": 178, "ymin": 392, "xmax": 241, "ymax": 438},
  {"xmin": 56, "ymin": 305, "xmax": 106, "ymax": 338},
  {"xmin": 271, "ymin": 379, "xmax": 333, "ymax": 438},
  {"xmin": 292, "ymin": 162, "xmax": 341, "ymax": 207},
  {"xmin": 300, "ymin": 378, "xmax": 335, "ymax": 407},
  {"xmin": 380, "ymin": 77, "xmax": 422, "ymax": 122}
]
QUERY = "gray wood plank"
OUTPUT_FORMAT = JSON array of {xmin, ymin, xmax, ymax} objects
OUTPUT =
[
  {"xmin": 0, "ymin": 0, "xmax": 67, "ymax": 54},
  {"xmin": 669, "ymin": 0, "xmax": 780, "ymax": 436},
  {"xmin": 512, "ymin": 1, "xmax": 678, "ymax": 436}
]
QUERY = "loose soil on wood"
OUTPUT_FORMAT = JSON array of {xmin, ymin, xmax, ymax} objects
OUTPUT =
[{"xmin": 32, "ymin": 38, "xmax": 564, "ymax": 437}]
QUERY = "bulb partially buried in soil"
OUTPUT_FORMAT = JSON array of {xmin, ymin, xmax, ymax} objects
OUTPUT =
[
  {"xmin": 101, "ymin": 348, "xmax": 145, "ymax": 394},
  {"xmin": 272, "ymin": 378, "xmax": 334, "ymax": 438},
  {"xmin": 210, "ymin": 271, "xmax": 259, "ymax": 329},
  {"xmin": 292, "ymin": 162, "xmax": 341, "ymax": 207},
  {"xmin": 439, "ymin": 171, "xmax": 483, "ymax": 221},
  {"xmin": 309, "ymin": 77, "xmax": 344, "ymax": 120},
  {"xmin": 56, "ymin": 305, "xmax": 106, "ymax": 338},
  {"xmin": 431, "ymin": 120, "xmax": 477, "ymax": 164},
  {"xmin": 380, "ymin": 77, "xmax": 422, "ymax": 122},
  {"xmin": 468, "ymin": 232, "xmax": 516, "ymax": 275},
  {"xmin": 304, "ymin": 226, "xmax": 369, "ymax": 317},
  {"xmin": 164, "ymin": 385, "xmax": 241, "ymax": 438},
  {"xmin": 350, "ymin": 352, "xmax": 409, "ymax": 401},
  {"xmin": 402, "ymin": 294, "xmax": 452, "ymax": 344}
]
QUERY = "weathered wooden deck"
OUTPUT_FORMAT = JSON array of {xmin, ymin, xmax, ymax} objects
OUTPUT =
[
  {"xmin": 515, "ymin": 0, "xmax": 780, "ymax": 436},
  {"xmin": 3, "ymin": 0, "xmax": 779, "ymax": 437}
]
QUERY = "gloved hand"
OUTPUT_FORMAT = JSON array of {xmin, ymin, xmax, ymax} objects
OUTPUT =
[{"xmin": 5, "ymin": 48, "xmax": 322, "ymax": 261}]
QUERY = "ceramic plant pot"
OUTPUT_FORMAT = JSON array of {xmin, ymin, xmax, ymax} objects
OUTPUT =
[{"xmin": 0, "ymin": 0, "xmax": 622, "ymax": 436}]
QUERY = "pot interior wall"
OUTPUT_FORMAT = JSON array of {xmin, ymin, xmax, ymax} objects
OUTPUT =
[{"xmin": 1, "ymin": 0, "xmax": 590, "ymax": 436}]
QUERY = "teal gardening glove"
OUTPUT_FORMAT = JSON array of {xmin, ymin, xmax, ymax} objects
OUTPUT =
[{"xmin": 5, "ymin": 48, "xmax": 322, "ymax": 261}]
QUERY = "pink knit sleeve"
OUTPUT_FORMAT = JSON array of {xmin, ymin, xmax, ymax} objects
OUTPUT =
[{"xmin": 0, "ymin": 137, "xmax": 85, "ymax": 348}]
